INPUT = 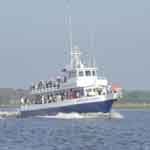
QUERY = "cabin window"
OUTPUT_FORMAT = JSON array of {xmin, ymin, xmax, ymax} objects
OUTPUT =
[
  {"xmin": 72, "ymin": 71, "xmax": 76, "ymax": 77},
  {"xmin": 79, "ymin": 71, "xmax": 84, "ymax": 77},
  {"xmin": 87, "ymin": 89, "xmax": 92, "ymax": 92},
  {"xmin": 92, "ymin": 71, "xmax": 96, "ymax": 76},
  {"xmin": 69, "ymin": 70, "xmax": 77, "ymax": 78},
  {"xmin": 85, "ymin": 70, "xmax": 91, "ymax": 76}
]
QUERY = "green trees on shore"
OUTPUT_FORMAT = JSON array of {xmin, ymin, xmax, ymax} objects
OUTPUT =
[
  {"xmin": 0, "ymin": 88, "xmax": 28, "ymax": 106},
  {"xmin": 122, "ymin": 90, "xmax": 150, "ymax": 102}
]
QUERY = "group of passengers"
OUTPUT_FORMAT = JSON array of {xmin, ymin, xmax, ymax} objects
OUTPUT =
[
  {"xmin": 21, "ymin": 86, "xmax": 114, "ymax": 105},
  {"xmin": 30, "ymin": 78, "xmax": 63, "ymax": 91},
  {"xmin": 21, "ymin": 89, "xmax": 83, "ymax": 105},
  {"xmin": 86, "ymin": 85, "xmax": 114, "ymax": 97}
]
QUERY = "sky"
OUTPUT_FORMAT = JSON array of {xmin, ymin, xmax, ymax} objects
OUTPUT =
[{"xmin": 0, "ymin": 0, "xmax": 150, "ymax": 90}]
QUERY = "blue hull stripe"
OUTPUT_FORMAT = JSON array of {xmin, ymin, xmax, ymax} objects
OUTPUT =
[{"xmin": 20, "ymin": 99, "xmax": 114, "ymax": 117}]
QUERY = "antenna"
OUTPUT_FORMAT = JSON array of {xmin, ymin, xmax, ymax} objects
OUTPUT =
[
  {"xmin": 101, "ymin": 65, "xmax": 105, "ymax": 77},
  {"xmin": 92, "ymin": 56, "xmax": 96, "ymax": 68},
  {"xmin": 66, "ymin": 0, "xmax": 83, "ymax": 69},
  {"xmin": 66, "ymin": 0, "xmax": 74, "ymax": 68},
  {"xmin": 69, "ymin": 15, "xmax": 73, "ymax": 53}
]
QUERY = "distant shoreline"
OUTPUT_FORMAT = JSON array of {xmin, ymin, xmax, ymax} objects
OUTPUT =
[{"xmin": 113, "ymin": 101, "xmax": 150, "ymax": 109}]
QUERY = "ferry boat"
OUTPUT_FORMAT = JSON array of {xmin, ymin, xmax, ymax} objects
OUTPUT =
[{"xmin": 20, "ymin": 45, "xmax": 122, "ymax": 117}]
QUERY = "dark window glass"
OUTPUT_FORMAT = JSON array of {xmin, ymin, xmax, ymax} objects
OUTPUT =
[
  {"xmin": 69, "ymin": 71, "xmax": 76, "ymax": 78},
  {"xmin": 92, "ymin": 71, "xmax": 96, "ymax": 76},
  {"xmin": 72, "ymin": 71, "xmax": 76, "ymax": 77},
  {"xmin": 79, "ymin": 71, "xmax": 84, "ymax": 76},
  {"xmin": 85, "ymin": 71, "xmax": 91, "ymax": 76}
]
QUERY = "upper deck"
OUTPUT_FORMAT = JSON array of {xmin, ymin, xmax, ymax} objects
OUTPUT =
[{"xmin": 30, "ymin": 46, "xmax": 109, "ymax": 95}]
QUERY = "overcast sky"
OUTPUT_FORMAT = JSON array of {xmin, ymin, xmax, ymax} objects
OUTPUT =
[{"xmin": 0, "ymin": 0, "xmax": 150, "ymax": 90}]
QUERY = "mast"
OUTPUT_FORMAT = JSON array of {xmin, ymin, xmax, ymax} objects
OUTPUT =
[
  {"xmin": 66, "ymin": 0, "xmax": 73, "ymax": 67},
  {"xmin": 68, "ymin": 15, "xmax": 73, "ymax": 55},
  {"xmin": 66, "ymin": 0, "xmax": 83, "ymax": 69},
  {"xmin": 68, "ymin": 15, "xmax": 75, "ymax": 68}
]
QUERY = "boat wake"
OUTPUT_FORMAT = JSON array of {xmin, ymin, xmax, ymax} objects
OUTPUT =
[
  {"xmin": 109, "ymin": 112, "xmax": 124, "ymax": 119},
  {"xmin": 38, "ymin": 112, "xmax": 124, "ymax": 120}
]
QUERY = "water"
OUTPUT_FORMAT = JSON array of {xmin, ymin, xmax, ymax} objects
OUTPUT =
[{"xmin": 0, "ymin": 110, "xmax": 150, "ymax": 150}]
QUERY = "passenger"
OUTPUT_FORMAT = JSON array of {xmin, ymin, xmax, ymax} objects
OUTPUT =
[
  {"xmin": 38, "ymin": 81, "xmax": 43, "ymax": 89},
  {"xmin": 21, "ymin": 97, "xmax": 25, "ymax": 105},
  {"xmin": 102, "ymin": 88, "xmax": 107, "ymax": 95},
  {"xmin": 64, "ymin": 92, "xmax": 67, "ymax": 100},
  {"xmin": 93, "ymin": 89, "xmax": 98, "ymax": 96},
  {"xmin": 97, "ymin": 89, "xmax": 102, "ymax": 95},
  {"xmin": 48, "ymin": 95, "xmax": 53, "ymax": 103},
  {"xmin": 60, "ymin": 92, "xmax": 64, "ymax": 101},
  {"xmin": 64, "ymin": 76, "xmax": 67, "ymax": 83},
  {"xmin": 24, "ymin": 97, "xmax": 28, "ymax": 104},
  {"xmin": 56, "ymin": 77, "xmax": 61, "ymax": 83},
  {"xmin": 53, "ymin": 82, "xmax": 56, "ymax": 88},
  {"xmin": 52, "ymin": 95, "xmax": 56, "ymax": 102},
  {"xmin": 76, "ymin": 92, "xmax": 80, "ymax": 98},
  {"xmin": 46, "ymin": 82, "xmax": 49, "ymax": 88},
  {"xmin": 42, "ymin": 96, "xmax": 45, "ymax": 104},
  {"xmin": 27, "ymin": 98, "xmax": 31, "ymax": 105},
  {"xmin": 56, "ymin": 83, "xmax": 60, "ymax": 89},
  {"xmin": 87, "ymin": 89, "xmax": 97, "ymax": 97}
]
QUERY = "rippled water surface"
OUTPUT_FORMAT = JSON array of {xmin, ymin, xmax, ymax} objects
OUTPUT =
[{"xmin": 0, "ymin": 110, "xmax": 150, "ymax": 150}]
